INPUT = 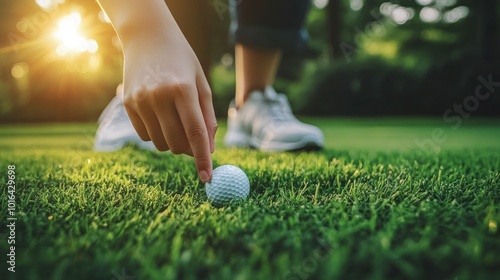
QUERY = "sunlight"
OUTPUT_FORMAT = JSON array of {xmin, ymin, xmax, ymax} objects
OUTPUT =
[
  {"xmin": 98, "ymin": 10, "xmax": 111, "ymax": 23},
  {"xmin": 53, "ymin": 12, "xmax": 99, "ymax": 56},
  {"xmin": 35, "ymin": 0, "xmax": 65, "ymax": 10}
]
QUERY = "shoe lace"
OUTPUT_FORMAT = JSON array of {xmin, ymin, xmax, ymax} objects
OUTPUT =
[{"xmin": 263, "ymin": 96, "xmax": 294, "ymax": 122}]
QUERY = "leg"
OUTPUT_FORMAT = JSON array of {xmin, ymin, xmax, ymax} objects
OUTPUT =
[
  {"xmin": 232, "ymin": 0, "xmax": 310, "ymax": 108},
  {"xmin": 225, "ymin": 0, "xmax": 324, "ymax": 151},
  {"xmin": 235, "ymin": 44, "xmax": 282, "ymax": 108}
]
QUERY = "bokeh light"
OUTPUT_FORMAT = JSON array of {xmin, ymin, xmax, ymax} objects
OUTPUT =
[
  {"xmin": 391, "ymin": 7, "xmax": 412, "ymax": 25},
  {"xmin": 221, "ymin": 53, "xmax": 234, "ymax": 67},
  {"xmin": 35, "ymin": 0, "xmax": 65, "ymax": 10},
  {"xmin": 380, "ymin": 2, "xmax": 396, "ymax": 16},
  {"xmin": 443, "ymin": 6, "xmax": 469, "ymax": 23},
  {"xmin": 11, "ymin": 62, "xmax": 30, "ymax": 79},
  {"xmin": 420, "ymin": 7, "xmax": 441, "ymax": 23},
  {"xmin": 313, "ymin": 0, "xmax": 329, "ymax": 9},
  {"xmin": 87, "ymin": 39, "xmax": 99, "ymax": 53},
  {"xmin": 350, "ymin": 0, "xmax": 364, "ymax": 11},
  {"xmin": 380, "ymin": 3, "xmax": 414, "ymax": 25},
  {"xmin": 435, "ymin": 0, "xmax": 457, "ymax": 8},
  {"xmin": 416, "ymin": 0, "xmax": 433, "ymax": 6}
]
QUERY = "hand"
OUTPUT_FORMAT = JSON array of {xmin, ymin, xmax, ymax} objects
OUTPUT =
[{"xmin": 121, "ymin": 30, "xmax": 217, "ymax": 183}]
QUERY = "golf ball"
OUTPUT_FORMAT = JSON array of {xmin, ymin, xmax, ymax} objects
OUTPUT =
[{"xmin": 205, "ymin": 165, "xmax": 250, "ymax": 205}]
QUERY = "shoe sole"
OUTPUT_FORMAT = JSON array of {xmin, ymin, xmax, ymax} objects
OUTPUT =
[
  {"xmin": 251, "ymin": 135, "xmax": 323, "ymax": 152},
  {"xmin": 225, "ymin": 132, "xmax": 323, "ymax": 152}
]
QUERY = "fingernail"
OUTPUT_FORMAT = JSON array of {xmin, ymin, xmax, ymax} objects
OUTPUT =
[{"xmin": 200, "ymin": 170, "xmax": 210, "ymax": 183}]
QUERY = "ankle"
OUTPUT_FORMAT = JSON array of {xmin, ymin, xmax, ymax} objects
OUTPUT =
[{"xmin": 236, "ymin": 86, "xmax": 268, "ymax": 108}]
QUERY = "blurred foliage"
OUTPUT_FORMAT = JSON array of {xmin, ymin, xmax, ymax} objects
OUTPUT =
[
  {"xmin": 0, "ymin": 0, "xmax": 499, "ymax": 122},
  {"xmin": 210, "ymin": 63, "xmax": 236, "ymax": 117},
  {"xmin": 339, "ymin": 0, "xmax": 494, "ymax": 66},
  {"xmin": 284, "ymin": 0, "xmax": 500, "ymax": 116},
  {"xmin": 287, "ymin": 56, "xmax": 499, "ymax": 116}
]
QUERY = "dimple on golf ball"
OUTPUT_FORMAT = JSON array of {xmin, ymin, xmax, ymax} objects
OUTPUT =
[{"xmin": 205, "ymin": 165, "xmax": 250, "ymax": 205}]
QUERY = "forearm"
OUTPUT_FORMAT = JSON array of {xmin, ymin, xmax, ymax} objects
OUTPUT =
[{"xmin": 96, "ymin": 0, "xmax": 179, "ymax": 45}]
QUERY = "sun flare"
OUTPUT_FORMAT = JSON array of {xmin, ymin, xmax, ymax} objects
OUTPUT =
[{"xmin": 53, "ymin": 12, "xmax": 98, "ymax": 56}]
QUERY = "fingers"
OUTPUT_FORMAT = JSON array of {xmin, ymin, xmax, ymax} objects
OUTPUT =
[
  {"xmin": 136, "ymin": 106, "xmax": 169, "ymax": 151},
  {"xmin": 125, "ymin": 95, "xmax": 169, "ymax": 151},
  {"xmin": 124, "ymin": 81, "xmax": 214, "ymax": 183},
  {"xmin": 174, "ymin": 85, "xmax": 213, "ymax": 183},
  {"xmin": 197, "ymin": 75, "xmax": 218, "ymax": 154},
  {"xmin": 154, "ymin": 102, "xmax": 191, "ymax": 156},
  {"xmin": 123, "ymin": 102, "xmax": 150, "ymax": 141}
]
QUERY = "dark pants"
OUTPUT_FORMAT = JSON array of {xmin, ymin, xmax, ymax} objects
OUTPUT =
[
  {"xmin": 230, "ymin": 0, "xmax": 311, "ymax": 51},
  {"xmin": 167, "ymin": 0, "xmax": 311, "ymax": 75}
]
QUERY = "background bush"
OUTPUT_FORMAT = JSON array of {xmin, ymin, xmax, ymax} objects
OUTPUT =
[{"xmin": 285, "ymin": 56, "xmax": 500, "ymax": 116}]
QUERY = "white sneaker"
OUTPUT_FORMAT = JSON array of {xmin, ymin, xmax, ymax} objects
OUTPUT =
[
  {"xmin": 94, "ymin": 90, "xmax": 155, "ymax": 151},
  {"xmin": 224, "ymin": 87, "xmax": 324, "ymax": 151}
]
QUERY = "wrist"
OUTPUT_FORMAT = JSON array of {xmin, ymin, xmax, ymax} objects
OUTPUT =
[{"xmin": 99, "ymin": 0, "xmax": 177, "ymax": 46}]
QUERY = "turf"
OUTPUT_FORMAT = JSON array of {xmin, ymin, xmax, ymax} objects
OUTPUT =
[{"xmin": 0, "ymin": 118, "xmax": 499, "ymax": 280}]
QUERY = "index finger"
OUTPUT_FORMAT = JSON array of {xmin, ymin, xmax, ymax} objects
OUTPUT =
[{"xmin": 174, "ymin": 87, "xmax": 213, "ymax": 183}]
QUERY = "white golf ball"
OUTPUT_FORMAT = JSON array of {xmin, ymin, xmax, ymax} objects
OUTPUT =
[{"xmin": 205, "ymin": 165, "xmax": 250, "ymax": 205}]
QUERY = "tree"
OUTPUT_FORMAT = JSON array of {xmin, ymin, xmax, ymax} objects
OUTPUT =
[
  {"xmin": 478, "ymin": 0, "xmax": 498, "ymax": 63},
  {"xmin": 326, "ymin": 0, "xmax": 344, "ymax": 59}
]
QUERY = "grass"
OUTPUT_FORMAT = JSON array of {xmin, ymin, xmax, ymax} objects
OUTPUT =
[{"xmin": 0, "ymin": 117, "xmax": 499, "ymax": 280}]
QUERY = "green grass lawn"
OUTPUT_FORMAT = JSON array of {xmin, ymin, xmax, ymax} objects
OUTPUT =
[{"xmin": 1, "ymin": 118, "xmax": 499, "ymax": 280}]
